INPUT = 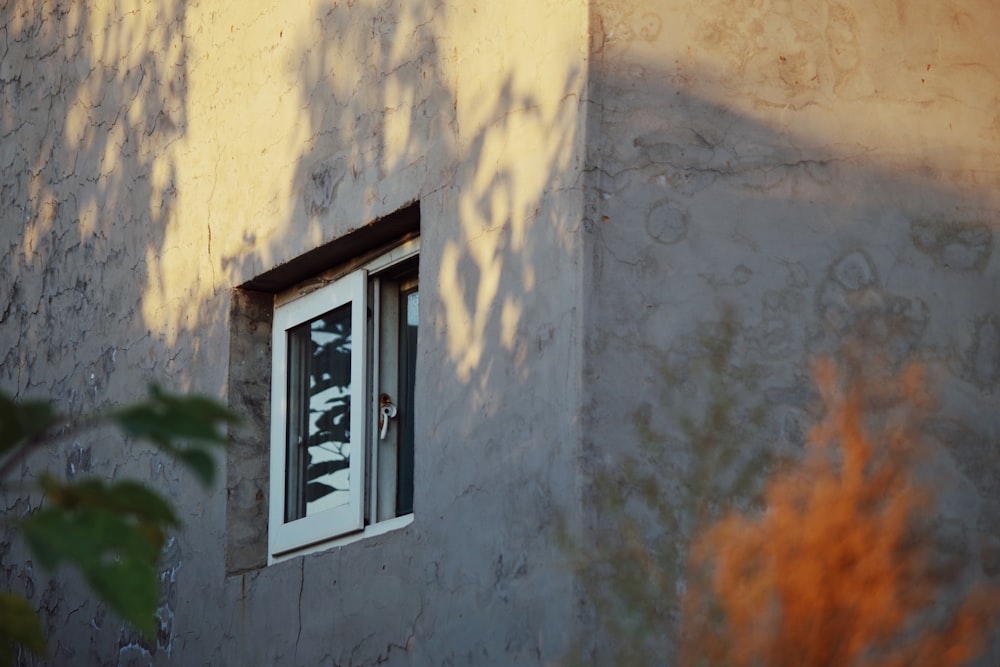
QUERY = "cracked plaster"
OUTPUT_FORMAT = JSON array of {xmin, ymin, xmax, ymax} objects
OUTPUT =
[{"xmin": 2, "ymin": 0, "xmax": 1000, "ymax": 665}]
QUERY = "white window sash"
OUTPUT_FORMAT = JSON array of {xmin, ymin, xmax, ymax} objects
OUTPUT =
[{"xmin": 268, "ymin": 269, "xmax": 368, "ymax": 557}]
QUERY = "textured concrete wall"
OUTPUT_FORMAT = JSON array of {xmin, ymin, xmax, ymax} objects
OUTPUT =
[
  {"xmin": 583, "ymin": 0, "xmax": 1000, "ymax": 662},
  {"xmin": 2, "ymin": 0, "xmax": 587, "ymax": 664},
  {"xmin": 6, "ymin": 0, "xmax": 998, "ymax": 664}
]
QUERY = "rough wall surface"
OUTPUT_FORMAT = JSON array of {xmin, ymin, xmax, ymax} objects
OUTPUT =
[
  {"xmin": 2, "ymin": 0, "xmax": 587, "ymax": 664},
  {"xmin": 4, "ymin": 0, "xmax": 999, "ymax": 664},
  {"xmin": 582, "ymin": 0, "xmax": 1000, "ymax": 662}
]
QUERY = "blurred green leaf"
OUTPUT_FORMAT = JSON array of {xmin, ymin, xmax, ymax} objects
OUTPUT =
[
  {"xmin": 0, "ymin": 385, "xmax": 237, "ymax": 657},
  {"xmin": 112, "ymin": 384, "xmax": 238, "ymax": 449},
  {"xmin": 20, "ymin": 507, "xmax": 160, "ymax": 638},
  {"xmin": 110, "ymin": 385, "xmax": 237, "ymax": 487},
  {"xmin": 40, "ymin": 475, "xmax": 179, "ymax": 525},
  {"xmin": 0, "ymin": 593, "xmax": 47, "ymax": 662},
  {"xmin": 174, "ymin": 448, "xmax": 216, "ymax": 487},
  {"xmin": 0, "ymin": 393, "xmax": 54, "ymax": 456}
]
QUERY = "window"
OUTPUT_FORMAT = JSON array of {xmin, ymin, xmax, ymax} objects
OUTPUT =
[{"xmin": 268, "ymin": 238, "xmax": 418, "ymax": 559}]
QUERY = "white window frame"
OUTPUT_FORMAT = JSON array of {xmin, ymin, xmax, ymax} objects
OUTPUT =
[{"xmin": 268, "ymin": 238, "xmax": 419, "ymax": 562}]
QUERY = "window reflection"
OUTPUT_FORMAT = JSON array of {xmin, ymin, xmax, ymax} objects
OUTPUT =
[{"xmin": 285, "ymin": 303, "xmax": 352, "ymax": 521}]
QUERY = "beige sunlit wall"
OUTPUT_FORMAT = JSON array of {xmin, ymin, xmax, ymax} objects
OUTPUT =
[{"xmin": 1, "ymin": 0, "xmax": 590, "ymax": 663}]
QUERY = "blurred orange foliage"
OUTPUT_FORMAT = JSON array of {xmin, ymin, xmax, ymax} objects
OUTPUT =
[{"xmin": 680, "ymin": 357, "xmax": 999, "ymax": 667}]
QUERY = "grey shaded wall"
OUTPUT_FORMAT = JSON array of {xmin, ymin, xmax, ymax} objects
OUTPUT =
[{"xmin": 581, "ymin": 0, "xmax": 1000, "ymax": 662}]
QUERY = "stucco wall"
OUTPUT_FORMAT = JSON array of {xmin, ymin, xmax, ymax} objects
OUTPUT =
[
  {"xmin": 5, "ymin": 0, "xmax": 999, "ymax": 664},
  {"xmin": 583, "ymin": 0, "xmax": 1000, "ymax": 662},
  {"xmin": 2, "ymin": 0, "xmax": 588, "ymax": 664}
]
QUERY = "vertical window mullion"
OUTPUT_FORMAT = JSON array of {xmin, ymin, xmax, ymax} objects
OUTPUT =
[
  {"xmin": 375, "ymin": 278, "xmax": 400, "ymax": 522},
  {"xmin": 368, "ymin": 278, "xmax": 381, "ymax": 525},
  {"xmin": 345, "ymin": 269, "xmax": 368, "ymax": 532}
]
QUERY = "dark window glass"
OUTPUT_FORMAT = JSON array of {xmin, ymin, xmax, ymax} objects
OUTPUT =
[{"xmin": 396, "ymin": 286, "xmax": 418, "ymax": 515}]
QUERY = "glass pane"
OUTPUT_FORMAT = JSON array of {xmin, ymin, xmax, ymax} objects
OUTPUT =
[
  {"xmin": 406, "ymin": 291, "xmax": 418, "ymax": 326},
  {"xmin": 397, "ymin": 286, "xmax": 418, "ymax": 515},
  {"xmin": 285, "ymin": 303, "xmax": 353, "ymax": 522}
]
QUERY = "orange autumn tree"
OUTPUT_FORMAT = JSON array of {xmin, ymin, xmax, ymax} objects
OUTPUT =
[{"xmin": 680, "ymin": 355, "xmax": 1000, "ymax": 667}]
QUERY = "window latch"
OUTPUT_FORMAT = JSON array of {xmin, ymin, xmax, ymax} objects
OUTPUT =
[{"xmin": 378, "ymin": 392, "xmax": 397, "ymax": 440}]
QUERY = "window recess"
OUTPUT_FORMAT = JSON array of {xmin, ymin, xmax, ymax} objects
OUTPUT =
[{"xmin": 268, "ymin": 238, "xmax": 418, "ymax": 560}]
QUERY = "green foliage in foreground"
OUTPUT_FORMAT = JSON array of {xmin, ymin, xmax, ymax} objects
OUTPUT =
[{"xmin": 0, "ymin": 386, "xmax": 238, "ymax": 664}]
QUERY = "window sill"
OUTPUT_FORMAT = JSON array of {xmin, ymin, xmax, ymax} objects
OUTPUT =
[{"xmin": 268, "ymin": 514, "xmax": 414, "ymax": 565}]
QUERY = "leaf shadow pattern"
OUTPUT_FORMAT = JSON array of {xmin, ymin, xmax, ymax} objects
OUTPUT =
[{"xmin": 0, "ymin": 1, "xmax": 199, "ymax": 663}]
